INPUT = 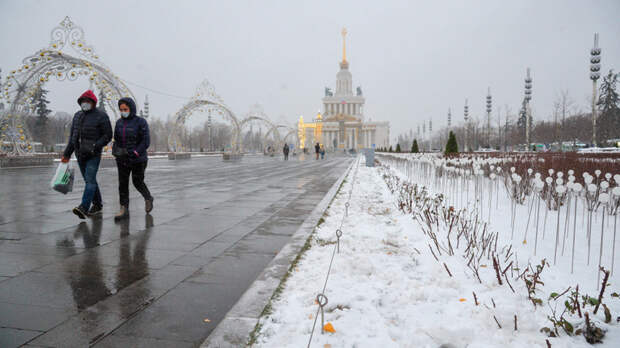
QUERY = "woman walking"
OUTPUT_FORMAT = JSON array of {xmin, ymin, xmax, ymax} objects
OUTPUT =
[{"xmin": 112, "ymin": 97, "xmax": 153, "ymax": 220}]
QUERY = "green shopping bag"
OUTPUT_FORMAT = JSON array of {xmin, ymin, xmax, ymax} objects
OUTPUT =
[{"xmin": 50, "ymin": 161, "xmax": 75, "ymax": 194}]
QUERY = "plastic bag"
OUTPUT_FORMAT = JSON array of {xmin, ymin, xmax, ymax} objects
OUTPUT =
[{"xmin": 50, "ymin": 161, "xmax": 75, "ymax": 194}]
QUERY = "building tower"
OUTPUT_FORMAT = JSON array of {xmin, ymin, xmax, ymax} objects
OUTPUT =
[{"xmin": 336, "ymin": 28, "xmax": 352, "ymax": 95}]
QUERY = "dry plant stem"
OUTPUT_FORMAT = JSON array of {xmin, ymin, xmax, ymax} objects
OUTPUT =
[
  {"xmin": 473, "ymin": 292, "xmax": 479, "ymax": 306},
  {"xmin": 493, "ymin": 256, "xmax": 503, "ymax": 285},
  {"xmin": 575, "ymin": 285, "xmax": 582, "ymax": 318},
  {"xmin": 556, "ymin": 286, "xmax": 571, "ymax": 299},
  {"xmin": 546, "ymin": 339, "xmax": 551, "ymax": 348},
  {"xmin": 443, "ymin": 262, "xmax": 453, "ymax": 277},
  {"xmin": 428, "ymin": 244, "xmax": 439, "ymax": 261},
  {"xmin": 502, "ymin": 261, "xmax": 513, "ymax": 275},
  {"xmin": 504, "ymin": 274, "xmax": 515, "ymax": 293},
  {"xmin": 514, "ymin": 315, "xmax": 518, "ymax": 331},
  {"xmin": 493, "ymin": 315, "xmax": 502, "ymax": 329},
  {"xmin": 593, "ymin": 267, "xmax": 610, "ymax": 315}
]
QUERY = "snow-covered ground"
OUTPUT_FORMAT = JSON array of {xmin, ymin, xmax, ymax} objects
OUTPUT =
[{"xmin": 253, "ymin": 157, "xmax": 620, "ymax": 347}]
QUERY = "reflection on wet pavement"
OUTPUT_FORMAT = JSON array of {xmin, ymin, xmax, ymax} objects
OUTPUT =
[{"xmin": 0, "ymin": 154, "xmax": 351, "ymax": 347}]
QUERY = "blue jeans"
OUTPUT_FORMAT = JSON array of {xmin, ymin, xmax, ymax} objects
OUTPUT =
[{"xmin": 78, "ymin": 156, "xmax": 102, "ymax": 210}]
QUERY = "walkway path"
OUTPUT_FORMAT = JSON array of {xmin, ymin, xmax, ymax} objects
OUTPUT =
[{"xmin": 0, "ymin": 154, "xmax": 352, "ymax": 347}]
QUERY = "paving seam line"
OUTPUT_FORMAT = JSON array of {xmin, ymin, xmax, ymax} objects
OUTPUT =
[{"xmin": 201, "ymin": 157, "xmax": 357, "ymax": 348}]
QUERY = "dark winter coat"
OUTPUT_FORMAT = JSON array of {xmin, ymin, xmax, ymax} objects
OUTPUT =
[
  {"xmin": 283, "ymin": 144, "xmax": 289, "ymax": 154},
  {"xmin": 113, "ymin": 97, "xmax": 150, "ymax": 164},
  {"xmin": 315, "ymin": 144, "xmax": 320, "ymax": 153},
  {"xmin": 63, "ymin": 90, "xmax": 113, "ymax": 160}
]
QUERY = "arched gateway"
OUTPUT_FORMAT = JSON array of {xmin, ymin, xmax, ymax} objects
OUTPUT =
[
  {"xmin": 0, "ymin": 16, "xmax": 135, "ymax": 155},
  {"xmin": 168, "ymin": 80, "xmax": 241, "ymax": 153}
]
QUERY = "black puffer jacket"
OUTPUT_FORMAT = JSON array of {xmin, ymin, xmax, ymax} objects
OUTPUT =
[
  {"xmin": 63, "ymin": 99, "xmax": 113, "ymax": 159},
  {"xmin": 113, "ymin": 97, "xmax": 149, "ymax": 164}
]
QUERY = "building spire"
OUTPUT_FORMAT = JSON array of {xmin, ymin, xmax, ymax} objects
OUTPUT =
[{"xmin": 341, "ymin": 27, "xmax": 348, "ymax": 63}]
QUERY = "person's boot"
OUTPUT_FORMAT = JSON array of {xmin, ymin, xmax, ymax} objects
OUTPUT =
[
  {"xmin": 88, "ymin": 204, "xmax": 103, "ymax": 218},
  {"xmin": 72, "ymin": 206, "xmax": 87, "ymax": 219},
  {"xmin": 114, "ymin": 205, "xmax": 129, "ymax": 221},
  {"xmin": 145, "ymin": 197, "xmax": 154, "ymax": 213}
]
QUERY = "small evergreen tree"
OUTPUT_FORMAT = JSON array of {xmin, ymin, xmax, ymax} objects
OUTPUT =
[
  {"xmin": 395, "ymin": 143, "xmax": 401, "ymax": 153},
  {"xmin": 445, "ymin": 131, "xmax": 458, "ymax": 155},
  {"xmin": 388, "ymin": 145, "xmax": 393, "ymax": 152},
  {"xmin": 0, "ymin": 68, "xmax": 4, "ymax": 111},
  {"xmin": 98, "ymin": 90, "xmax": 106, "ymax": 112},
  {"xmin": 597, "ymin": 70, "xmax": 619, "ymax": 142},
  {"xmin": 31, "ymin": 85, "xmax": 52, "ymax": 145},
  {"xmin": 411, "ymin": 139, "xmax": 419, "ymax": 153}
]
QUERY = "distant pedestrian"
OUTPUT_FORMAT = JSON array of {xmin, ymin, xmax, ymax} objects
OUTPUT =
[
  {"xmin": 283, "ymin": 143, "xmax": 289, "ymax": 160},
  {"xmin": 315, "ymin": 142, "xmax": 320, "ymax": 160},
  {"xmin": 112, "ymin": 97, "xmax": 153, "ymax": 220},
  {"xmin": 62, "ymin": 90, "xmax": 112, "ymax": 219},
  {"xmin": 320, "ymin": 144, "xmax": 325, "ymax": 159}
]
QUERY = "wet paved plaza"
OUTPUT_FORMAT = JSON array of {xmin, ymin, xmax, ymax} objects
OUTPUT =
[{"xmin": 0, "ymin": 154, "xmax": 352, "ymax": 347}]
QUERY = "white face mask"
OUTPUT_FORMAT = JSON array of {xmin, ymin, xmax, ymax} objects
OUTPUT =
[
  {"xmin": 80, "ymin": 102, "xmax": 92, "ymax": 112},
  {"xmin": 120, "ymin": 111, "xmax": 130, "ymax": 118}
]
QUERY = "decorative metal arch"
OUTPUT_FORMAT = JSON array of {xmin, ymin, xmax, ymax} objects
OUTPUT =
[
  {"xmin": 282, "ymin": 128, "xmax": 298, "ymax": 146},
  {"xmin": 168, "ymin": 80, "xmax": 240, "ymax": 152},
  {"xmin": 237, "ymin": 105, "xmax": 280, "ymax": 153},
  {"xmin": 0, "ymin": 16, "xmax": 135, "ymax": 155},
  {"xmin": 239, "ymin": 114, "xmax": 276, "ymax": 133},
  {"xmin": 264, "ymin": 124, "xmax": 291, "ymax": 146}
]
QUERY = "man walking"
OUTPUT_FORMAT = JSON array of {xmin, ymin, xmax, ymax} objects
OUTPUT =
[
  {"xmin": 315, "ymin": 142, "xmax": 320, "ymax": 160},
  {"xmin": 61, "ymin": 90, "xmax": 112, "ymax": 219},
  {"xmin": 283, "ymin": 143, "xmax": 289, "ymax": 160}
]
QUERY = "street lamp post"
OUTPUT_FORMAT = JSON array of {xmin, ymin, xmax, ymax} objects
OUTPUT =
[
  {"xmin": 429, "ymin": 119, "xmax": 432, "ymax": 151},
  {"xmin": 486, "ymin": 87, "xmax": 492, "ymax": 148},
  {"xmin": 207, "ymin": 109, "xmax": 213, "ymax": 152},
  {"xmin": 464, "ymin": 99, "xmax": 469, "ymax": 152},
  {"xmin": 524, "ymin": 68, "xmax": 532, "ymax": 150},
  {"xmin": 590, "ymin": 33, "xmax": 601, "ymax": 146},
  {"xmin": 422, "ymin": 122, "xmax": 426, "ymax": 151}
]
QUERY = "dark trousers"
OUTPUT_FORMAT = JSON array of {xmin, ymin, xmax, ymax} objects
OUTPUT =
[
  {"xmin": 284, "ymin": 153, "xmax": 289, "ymax": 160},
  {"xmin": 117, "ymin": 160, "xmax": 151, "ymax": 206},
  {"xmin": 78, "ymin": 156, "xmax": 102, "ymax": 210}
]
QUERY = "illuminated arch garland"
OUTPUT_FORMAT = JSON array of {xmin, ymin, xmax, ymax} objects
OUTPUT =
[
  {"xmin": 0, "ymin": 16, "xmax": 134, "ymax": 155},
  {"xmin": 282, "ymin": 128, "xmax": 298, "ymax": 146},
  {"xmin": 168, "ymin": 80, "xmax": 241, "ymax": 153},
  {"xmin": 264, "ymin": 124, "xmax": 292, "ymax": 147}
]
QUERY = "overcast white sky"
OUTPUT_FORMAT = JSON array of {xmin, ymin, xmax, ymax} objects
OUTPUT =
[{"xmin": 1, "ymin": 0, "xmax": 619, "ymax": 135}]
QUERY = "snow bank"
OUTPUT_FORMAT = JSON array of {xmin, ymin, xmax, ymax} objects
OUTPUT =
[{"xmin": 252, "ymin": 159, "xmax": 620, "ymax": 347}]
